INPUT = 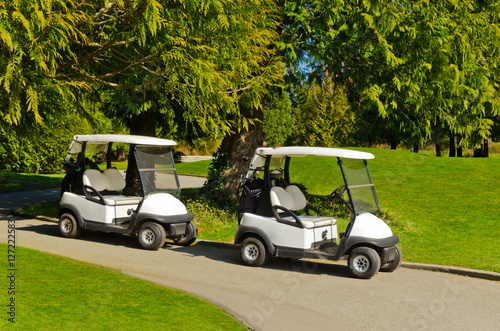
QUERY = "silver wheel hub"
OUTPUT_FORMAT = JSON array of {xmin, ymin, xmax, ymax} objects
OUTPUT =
[
  {"xmin": 141, "ymin": 229, "xmax": 155, "ymax": 244},
  {"xmin": 62, "ymin": 219, "xmax": 72, "ymax": 233},
  {"xmin": 353, "ymin": 255, "xmax": 370, "ymax": 272},
  {"xmin": 244, "ymin": 244, "xmax": 259, "ymax": 261}
]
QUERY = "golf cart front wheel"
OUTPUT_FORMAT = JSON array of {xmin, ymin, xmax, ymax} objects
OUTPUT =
[
  {"xmin": 241, "ymin": 237, "xmax": 268, "ymax": 267},
  {"xmin": 173, "ymin": 221, "xmax": 198, "ymax": 246},
  {"xmin": 58, "ymin": 213, "xmax": 82, "ymax": 238},
  {"xmin": 348, "ymin": 247, "xmax": 381, "ymax": 279},
  {"xmin": 138, "ymin": 222, "xmax": 166, "ymax": 250}
]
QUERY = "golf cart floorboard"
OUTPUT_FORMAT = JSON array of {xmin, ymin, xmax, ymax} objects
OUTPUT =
[
  {"xmin": 85, "ymin": 221, "xmax": 131, "ymax": 234},
  {"xmin": 277, "ymin": 242, "xmax": 339, "ymax": 260}
]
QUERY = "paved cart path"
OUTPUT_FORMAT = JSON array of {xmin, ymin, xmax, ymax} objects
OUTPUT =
[{"xmin": 1, "ymin": 189, "xmax": 499, "ymax": 330}]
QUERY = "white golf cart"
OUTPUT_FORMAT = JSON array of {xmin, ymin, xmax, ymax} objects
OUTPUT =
[
  {"xmin": 58, "ymin": 134, "xmax": 197, "ymax": 250},
  {"xmin": 235, "ymin": 147, "xmax": 401, "ymax": 279}
]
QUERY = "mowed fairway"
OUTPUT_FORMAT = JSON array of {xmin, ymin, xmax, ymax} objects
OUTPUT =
[{"xmin": 289, "ymin": 148, "xmax": 500, "ymax": 272}]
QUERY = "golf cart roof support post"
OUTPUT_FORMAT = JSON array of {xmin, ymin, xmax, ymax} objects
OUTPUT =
[
  {"xmin": 106, "ymin": 142, "xmax": 113, "ymax": 169},
  {"xmin": 364, "ymin": 159, "xmax": 381, "ymax": 216},
  {"xmin": 264, "ymin": 156, "xmax": 272, "ymax": 190},
  {"xmin": 81, "ymin": 142, "xmax": 88, "ymax": 170},
  {"xmin": 132, "ymin": 144, "xmax": 145, "ymax": 196},
  {"xmin": 337, "ymin": 158, "xmax": 356, "ymax": 212},
  {"xmin": 337, "ymin": 157, "xmax": 357, "ymax": 238},
  {"xmin": 284, "ymin": 156, "xmax": 291, "ymax": 184},
  {"xmin": 170, "ymin": 151, "xmax": 182, "ymax": 198}
]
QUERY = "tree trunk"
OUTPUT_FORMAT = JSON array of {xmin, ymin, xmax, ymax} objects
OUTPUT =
[
  {"xmin": 124, "ymin": 107, "xmax": 156, "ymax": 196},
  {"xmin": 457, "ymin": 135, "xmax": 463, "ymax": 157},
  {"xmin": 218, "ymin": 106, "xmax": 265, "ymax": 197},
  {"xmin": 484, "ymin": 138, "xmax": 489, "ymax": 158},
  {"xmin": 449, "ymin": 134, "xmax": 456, "ymax": 157},
  {"xmin": 413, "ymin": 141, "xmax": 419, "ymax": 153},
  {"xmin": 390, "ymin": 137, "xmax": 397, "ymax": 150},
  {"xmin": 436, "ymin": 142, "xmax": 441, "ymax": 157},
  {"xmin": 474, "ymin": 138, "xmax": 490, "ymax": 158}
]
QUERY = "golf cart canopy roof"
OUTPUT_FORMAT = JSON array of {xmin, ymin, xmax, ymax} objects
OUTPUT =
[
  {"xmin": 65, "ymin": 134, "xmax": 176, "ymax": 162},
  {"xmin": 246, "ymin": 147, "xmax": 375, "ymax": 178},
  {"xmin": 70, "ymin": 134, "xmax": 176, "ymax": 146},
  {"xmin": 254, "ymin": 147, "xmax": 374, "ymax": 159}
]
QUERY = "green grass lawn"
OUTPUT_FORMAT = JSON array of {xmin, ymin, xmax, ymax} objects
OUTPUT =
[
  {"xmin": 0, "ymin": 244, "xmax": 245, "ymax": 330},
  {"xmin": 176, "ymin": 160, "xmax": 211, "ymax": 176},
  {"xmin": 0, "ymin": 170, "xmax": 64, "ymax": 194}
]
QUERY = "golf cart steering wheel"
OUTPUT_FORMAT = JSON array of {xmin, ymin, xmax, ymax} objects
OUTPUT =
[
  {"xmin": 328, "ymin": 185, "xmax": 346, "ymax": 202},
  {"xmin": 92, "ymin": 151, "xmax": 105, "ymax": 164}
]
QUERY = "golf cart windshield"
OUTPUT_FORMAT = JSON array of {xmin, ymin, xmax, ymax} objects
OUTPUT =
[
  {"xmin": 135, "ymin": 146, "xmax": 180, "ymax": 197},
  {"xmin": 340, "ymin": 159, "xmax": 380, "ymax": 215}
]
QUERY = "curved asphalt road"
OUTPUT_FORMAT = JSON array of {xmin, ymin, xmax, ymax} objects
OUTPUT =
[{"xmin": 1, "ymin": 186, "xmax": 499, "ymax": 330}]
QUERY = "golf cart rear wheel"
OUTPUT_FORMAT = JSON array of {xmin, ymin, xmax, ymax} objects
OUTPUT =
[
  {"xmin": 241, "ymin": 237, "xmax": 268, "ymax": 267},
  {"xmin": 58, "ymin": 213, "xmax": 82, "ymax": 238},
  {"xmin": 138, "ymin": 222, "xmax": 166, "ymax": 250},
  {"xmin": 380, "ymin": 245, "xmax": 402, "ymax": 272},
  {"xmin": 348, "ymin": 247, "xmax": 381, "ymax": 279},
  {"xmin": 173, "ymin": 221, "xmax": 198, "ymax": 246}
]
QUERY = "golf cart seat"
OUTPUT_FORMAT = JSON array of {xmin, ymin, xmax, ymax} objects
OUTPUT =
[
  {"xmin": 270, "ymin": 186, "xmax": 336, "ymax": 229},
  {"xmin": 82, "ymin": 169, "xmax": 142, "ymax": 206}
]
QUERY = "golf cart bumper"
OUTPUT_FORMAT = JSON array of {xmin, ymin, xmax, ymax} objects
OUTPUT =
[
  {"xmin": 137, "ymin": 212, "xmax": 194, "ymax": 236},
  {"xmin": 379, "ymin": 245, "xmax": 398, "ymax": 263},
  {"xmin": 343, "ymin": 235, "xmax": 399, "ymax": 262}
]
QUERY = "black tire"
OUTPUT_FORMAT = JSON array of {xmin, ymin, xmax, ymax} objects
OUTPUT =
[
  {"xmin": 58, "ymin": 213, "xmax": 82, "ymax": 238},
  {"xmin": 241, "ymin": 237, "xmax": 268, "ymax": 267},
  {"xmin": 348, "ymin": 246, "xmax": 381, "ymax": 279},
  {"xmin": 138, "ymin": 222, "xmax": 166, "ymax": 250},
  {"xmin": 380, "ymin": 245, "xmax": 403, "ymax": 272},
  {"xmin": 173, "ymin": 221, "xmax": 198, "ymax": 246}
]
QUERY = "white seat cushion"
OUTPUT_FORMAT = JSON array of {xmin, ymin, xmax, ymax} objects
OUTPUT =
[
  {"xmin": 83, "ymin": 169, "xmax": 108, "ymax": 191},
  {"xmin": 270, "ymin": 187, "xmax": 295, "ymax": 210},
  {"xmin": 103, "ymin": 168, "xmax": 126, "ymax": 191},
  {"xmin": 104, "ymin": 196, "xmax": 142, "ymax": 206},
  {"xmin": 286, "ymin": 185, "xmax": 307, "ymax": 210},
  {"xmin": 84, "ymin": 169, "xmax": 140, "ymax": 206},
  {"xmin": 300, "ymin": 216, "xmax": 336, "ymax": 229},
  {"xmin": 272, "ymin": 185, "xmax": 336, "ymax": 229}
]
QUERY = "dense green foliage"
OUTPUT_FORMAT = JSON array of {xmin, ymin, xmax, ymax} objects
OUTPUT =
[
  {"xmin": 262, "ymin": 89, "xmax": 295, "ymax": 146},
  {"xmin": 0, "ymin": 0, "xmax": 284, "ymax": 172},
  {"xmin": 2, "ymin": 0, "xmax": 500, "ymax": 175},
  {"xmin": 281, "ymin": 0, "xmax": 500, "ymax": 150},
  {"xmin": 0, "ymin": 110, "xmax": 92, "ymax": 173},
  {"xmin": 0, "ymin": 244, "xmax": 245, "ymax": 330},
  {"xmin": 292, "ymin": 75, "xmax": 357, "ymax": 147}
]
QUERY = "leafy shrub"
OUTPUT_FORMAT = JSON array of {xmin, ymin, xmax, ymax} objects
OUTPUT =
[
  {"xmin": 182, "ymin": 188, "xmax": 238, "ymax": 241},
  {"xmin": 202, "ymin": 152, "xmax": 236, "ymax": 207},
  {"xmin": 0, "ymin": 114, "xmax": 93, "ymax": 173}
]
